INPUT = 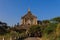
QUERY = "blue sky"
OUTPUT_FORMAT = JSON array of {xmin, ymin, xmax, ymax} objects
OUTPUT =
[{"xmin": 0, "ymin": 0, "xmax": 60, "ymax": 26}]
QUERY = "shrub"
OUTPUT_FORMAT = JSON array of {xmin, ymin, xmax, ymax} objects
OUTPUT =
[
  {"xmin": 28, "ymin": 25, "xmax": 42, "ymax": 37},
  {"xmin": 45, "ymin": 23, "xmax": 56, "ymax": 34}
]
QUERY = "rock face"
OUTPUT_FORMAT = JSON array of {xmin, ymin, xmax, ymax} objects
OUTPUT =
[{"xmin": 24, "ymin": 37, "xmax": 41, "ymax": 40}]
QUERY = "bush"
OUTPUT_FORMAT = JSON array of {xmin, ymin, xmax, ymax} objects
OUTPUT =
[
  {"xmin": 28, "ymin": 25, "xmax": 42, "ymax": 37},
  {"xmin": 43, "ymin": 23, "xmax": 57, "ymax": 35}
]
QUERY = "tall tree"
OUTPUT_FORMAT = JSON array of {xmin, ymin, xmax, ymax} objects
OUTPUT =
[{"xmin": 51, "ymin": 17, "xmax": 60, "ymax": 23}]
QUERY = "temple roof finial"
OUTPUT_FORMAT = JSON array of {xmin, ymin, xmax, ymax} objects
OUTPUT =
[{"xmin": 28, "ymin": 8, "xmax": 30, "ymax": 12}]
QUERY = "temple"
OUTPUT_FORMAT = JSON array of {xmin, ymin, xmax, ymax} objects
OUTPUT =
[
  {"xmin": 15, "ymin": 9, "xmax": 39, "ymax": 30},
  {"xmin": 20, "ymin": 9, "xmax": 37, "ymax": 25}
]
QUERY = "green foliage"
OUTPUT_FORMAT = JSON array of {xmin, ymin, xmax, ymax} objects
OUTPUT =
[
  {"xmin": 28, "ymin": 25, "xmax": 42, "ymax": 37},
  {"xmin": 0, "ymin": 26, "xmax": 9, "ymax": 35},
  {"xmin": 42, "ymin": 20, "xmax": 50, "ymax": 23},
  {"xmin": 13, "ymin": 27, "xmax": 26, "ymax": 33},
  {"xmin": 18, "ymin": 29, "xmax": 26, "ymax": 33},
  {"xmin": 51, "ymin": 17, "xmax": 60, "ymax": 22},
  {"xmin": 41, "ymin": 23, "xmax": 59, "ymax": 40},
  {"xmin": 29, "ymin": 25, "xmax": 41, "ymax": 33},
  {"xmin": 43, "ymin": 23, "xmax": 57, "ymax": 35},
  {"xmin": 0, "ymin": 17, "xmax": 60, "ymax": 40},
  {"xmin": 56, "ymin": 23, "xmax": 60, "ymax": 37}
]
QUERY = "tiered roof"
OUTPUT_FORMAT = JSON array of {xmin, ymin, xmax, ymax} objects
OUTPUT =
[{"xmin": 21, "ymin": 9, "xmax": 37, "ymax": 19}]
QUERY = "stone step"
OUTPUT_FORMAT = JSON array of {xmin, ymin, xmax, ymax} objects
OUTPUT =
[{"xmin": 24, "ymin": 37, "xmax": 41, "ymax": 40}]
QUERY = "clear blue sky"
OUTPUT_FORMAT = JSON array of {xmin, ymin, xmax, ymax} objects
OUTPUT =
[{"xmin": 0, "ymin": 0, "xmax": 60, "ymax": 26}]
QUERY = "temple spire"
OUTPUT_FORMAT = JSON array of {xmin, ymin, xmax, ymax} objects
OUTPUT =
[{"xmin": 28, "ymin": 8, "xmax": 30, "ymax": 12}]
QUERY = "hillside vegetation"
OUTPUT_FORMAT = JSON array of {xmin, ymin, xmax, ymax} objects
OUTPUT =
[{"xmin": 0, "ymin": 17, "xmax": 60, "ymax": 40}]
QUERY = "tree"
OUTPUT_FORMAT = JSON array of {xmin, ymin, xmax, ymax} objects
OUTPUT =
[
  {"xmin": 0, "ymin": 21, "xmax": 9, "ymax": 35},
  {"xmin": 42, "ymin": 20, "xmax": 50, "ymax": 24},
  {"xmin": 51, "ymin": 17, "xmax": 60, "ymax": 23},
  {"xmin": 37, "ymin": 20, "xmax": 42, "ymax": 25}
]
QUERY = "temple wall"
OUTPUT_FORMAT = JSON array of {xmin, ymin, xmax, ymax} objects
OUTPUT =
[
  {"xmin": 20, "ymin": 19, "xmax": 23, "ymax": 25},
  {"xmin": 21, "ymin": 18, "xmax": 37, "ymax": 25},
  {"xmin": 32, "ymin": 18, "xmax": 37, "ymax": 25},
  {"xmin": 20, "ymin": 19, "xmax": 25, "ymax": 25}
]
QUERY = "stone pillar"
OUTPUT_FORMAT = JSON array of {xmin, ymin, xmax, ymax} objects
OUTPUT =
[
  {"xmin": 20, "ymin": 19, "xmax": 25, "ymax": 25},
  {"xmin": 33, "ymin": 18, "xmax": 37, "ymax": 25},
  {"xmin": 32, "ymin": 19, "xmax": 35, "ymax": 25},
  {"xmin": 3, "ymin": 37, "xmax": 4, "ymax": 40},
  {"xmin": 35, "ymin": 19, "xmax": 37, "ymax": 25},
  {"xmin": 10, "ymin": 37, "xmax": 12, "ymax": 40}
]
